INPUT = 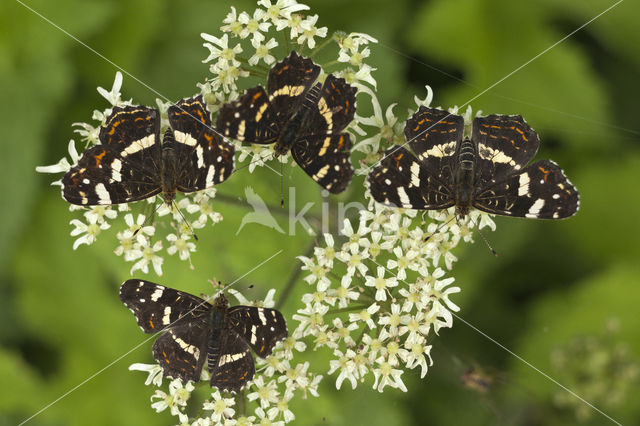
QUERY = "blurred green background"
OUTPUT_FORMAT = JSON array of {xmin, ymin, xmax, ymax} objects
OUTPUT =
[{"xmin": 2, "ymin": 0, "xmax": 639, "ymax": 425}]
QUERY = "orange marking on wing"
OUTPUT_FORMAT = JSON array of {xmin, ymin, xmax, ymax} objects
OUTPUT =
[
  {"xmin": 94, "ymin": 151, "xmax": 107, "ymax": 166},
  {"xmin": 163, "ymin": 351, "xmax": 170, "ymax": 364},
  {"xmin": 107, "ymin": 119, "xmax": 122, "ymax": 135},
  {"xmin": 260, "ymin": 343, "xmax": 265, "ymax": 353},
  {"xmin": 336, "ymin": 135, "xmax": 344, "ymax": 150},
  {"xmin": 148, "ymin": 318, "xmax": 154, "ymax": 329},
  {"xmin": 252, "ymin": 91, "xmax": 262, "ymax": 101},
  {"xmin": 538, "ymin": 166, "xmax": 550, "ymax": 182},
  {"xmin": 394, "ymin": 153, "xmax": 404, "ymax": 168},
  {"xmin": 240, "ymin": 371, "xmax": 248, "ymax": 380}
]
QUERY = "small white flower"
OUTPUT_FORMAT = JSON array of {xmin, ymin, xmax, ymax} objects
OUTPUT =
[
  {"xmin": 372, "ymin": 357, "xmax": 407, "ymax": 392},
  {"xmin": 130, "ymin": 239, "xmax": 164, "ymax": 275},
  {"xmin": 364, "ymin": 266, "xmax": 398, "ymax": 301},
  {"xmin": 128, "ymin": 363, "xmax": 163, "ymax": 386},
  {"xmin": 247, "ymin": 376, "xmax": 280, "ymax": 409},
  {"xmin": 328, "ymin": 349, "xmax": 358, "ymax": 390},
  {"xmin": 36, "ymin": 140, "xmax": 80, "ymax": 180},
  {"xmin": 70, "ymin": 215, "xmax": 110, "ymax": 250},
  {"xmin": 238, "ymin": 9, "xmax": 271, "ymax": 42},
  {"xmin": 220, "ymin": 7, "xmax": 243, "ymax": 36},
  {"xmin": 249, "ymin": 37, "xmax": 278, "ymax": 65},
  {"xmin": 348, "ymin": 303, "xmax": 380, "ymax": 329},
  {"xmin": 202, "ymin": 33, "xmax": 243, "ymax": 66},
  {"xmin": 258, "ymin": 0, "xmax": 309, "ymax": 22},
  {"xmin": 97, "ymin": 71, "xmax": 124, "ymax": 106},
  {"xmin": 296, "ymin": 14, "xmax": 327, "ymax": 49},
  {"xmin": 203, "ymin": 390, "xmax": 236, "ymax": 423},
  {"xmin": 166, "ymin": 233, "xmax": 196, "ymax": 260}
]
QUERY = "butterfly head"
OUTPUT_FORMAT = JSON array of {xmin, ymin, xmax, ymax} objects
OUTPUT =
[{"xmin": 212, "ymin": 292, "xmax": 229, "ymax": 309}]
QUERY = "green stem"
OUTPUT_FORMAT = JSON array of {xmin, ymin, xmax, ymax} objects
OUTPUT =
[
  {"xmin": 275, "ymin": 240, "xmax": 315, "ymax": 310},
  {"xmin": 326, "ymin": 305, "xmax": 369, "ymax": 315},
  {"xmin": 310, "ymin": 36, "xmax": 335, "ymax": 58}
]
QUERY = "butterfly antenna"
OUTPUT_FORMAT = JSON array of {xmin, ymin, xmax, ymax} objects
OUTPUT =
[
  {"xmin": 424, "ymin": 214, "xmax": 456, "ymax": 242},
  {"xmin": 172, "ymin": 200, "xmax": 199, "ymax": 241},
  {"xmin": 132, "ymin": 200, "xmax": 164, "ymax": 238},
  {"xmin": 280, "ymin": 161, "xmax": 285, "ymax": 208},
  {"xmin": 468, "ymin": 215, "xmax": 497, "ymax": 256}
]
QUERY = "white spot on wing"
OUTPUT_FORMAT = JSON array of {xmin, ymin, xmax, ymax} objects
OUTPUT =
[
  {"xmin": 250, "ymin": 325, "xmax": 257, "ymax": 345},
  {"xmin": 121, "ymin": 134, "xmax": 155, "ymax": 157},
  {"xmin": 150, "ymin": 287, "xmax": 164, "ymax": 302},
  {"xmin": 258, "ymin": 308, "xmax": 267, "ymax": 325},
  {"xmin": 205, "ymin": 165, "xmax": 216, "ymax": 187},
  {"xmin": 174, "ymin": 130, "xmax": 198, "ymax": 147},
  {"xmin": 95, "ymin": 183, "xmax": 111, "ymax": 204},
  {"xmin": 196, "ymin": 145, "xmax": 204, "ymax": 168},
  {"xmin": 518, "ymin": 173, "xmax": 530, "ymax": 196},
  {"xmin": 397, "ymin": 187, "xmax": 410, "ymax": 206},
  {"xmin": 525, "ymin": 198, "xmax": 545, "ymax": 218},
  {"xmin": 410, "ymin": 162, "xmax": 421, "ymax": 187},
  {"xmin": 162, "ymin": 306, "xmax": 171, "ymax": 325},
  {"xmin": 111, "ymin": 158, "xmax": 122, "ymax": 182}
]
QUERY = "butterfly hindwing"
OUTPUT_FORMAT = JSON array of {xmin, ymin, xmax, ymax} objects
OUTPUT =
[
  {"xmin": 292, "ymin": 133, "xmax": 354, "ymax": 193},
  {"xmin": 209, "ymin": 330, "xmax": 255, "ymax": 393},
  {"xmin": 474, "ymin": 159, "xmax": 579, "ymax": 219},
  {"xmin": 152, "ymin": 321, "xmax": 210, "ymax": 382}
]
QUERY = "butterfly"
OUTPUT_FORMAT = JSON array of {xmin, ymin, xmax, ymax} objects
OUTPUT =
[
  {"xmin": 368, "ymin": 106, "xmax": 579, "ymax": 219},
  {"xmin": 62, "ymin": 95, "xmax": 234, "ymax": 206},
  {"xmin": 216, "ymin": 50, "xmax": 356, "ymax": 193},
  {"xmin": 120, "ymin": 279, "xmax": 288, "ymax": 393}
]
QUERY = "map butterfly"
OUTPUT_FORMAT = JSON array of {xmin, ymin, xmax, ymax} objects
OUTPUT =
[
  {"xmin": 216, "ymin": 50, "xmax": 356, "ymax": 193},
  {"xmin": 62, "ymin": 95, "xmax": 234, "ymax": 206},
  {"xmin": 120, "ymin": 279, "xmax": 288, "ymax": 393},
  {"xmin": 368, "ymin": 106, "xmax": 579, "ymax": 219}
]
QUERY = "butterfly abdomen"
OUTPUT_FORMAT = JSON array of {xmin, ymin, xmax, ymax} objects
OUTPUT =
[
  {"xmin": 207, "ymin": 301, "xmax": 227, "ymax": 371},
  {"xmin": 454, "ymin": 138, "xmax": 477, "ymax": 216},
  {"xmin": 160, "ymin": 133, "xmax": 179, "ymax": 204},
  {"xmin": 274, "ymin": 82, "xmax": 322, "ymax": 156}
]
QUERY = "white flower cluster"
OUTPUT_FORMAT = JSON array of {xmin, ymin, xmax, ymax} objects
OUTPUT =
[
  {"xmin": 36, "ymin": 72, "xmax": 225, "ymax": 276},
  {"xmin": 129, "ymin": 289, "xmax": 322, "ymax": 425},
  {"xmin": 293, "ymin": 189, "xmax": 495, "ymax": 393},
  {"xmin": 198, "ymin": 0, "xmax": 379, "ymax": 175}
]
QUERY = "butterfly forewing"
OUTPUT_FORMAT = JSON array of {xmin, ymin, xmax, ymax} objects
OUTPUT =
[
  {"xmin": 302, "ymin": 74, "xmax": 357, "ymax": 135},
  {"xmin": 472, "ymin": 114, "xmax": 539, "ymax": 183},
  {"xmin": 119, "ymin": 279, "xmax": 211, "ymax": 333},
  {"xmin": 216, "ymin": 87, "xmax": 279, "ymax": 144},
  {"xmin": 267, "ymin": 50, "xmax": 321, "ymax": 120},
  {"xmin": 62, "ymin": 106, "xmax": 162, "ymax": 205},
  {"xmin": 404, "ymin": 106, "xmax": 463, "ymax": 173},
  {"xmin": 167, "ymin": 96, "xmax": 235, "ymax": 192},
  {"xmin": 227, "ymin": 305, "xmax": 288, "ymax": 357},
  {"xmin": 368, "ymin": 146, "xmax": 454, "ymax": 209}
]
